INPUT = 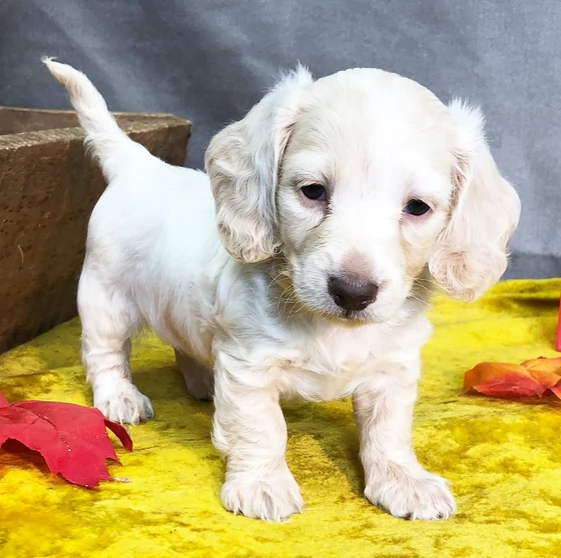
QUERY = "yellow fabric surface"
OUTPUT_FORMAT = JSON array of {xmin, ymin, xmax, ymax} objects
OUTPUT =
[{"xmin": 1, "ymin": 279, "xmax": 561, "ymax": 557}]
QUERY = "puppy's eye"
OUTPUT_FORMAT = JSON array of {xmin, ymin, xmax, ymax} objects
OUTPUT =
[
  {"xmin": 301, "ymin": 184, "xmax": 327, "ymax": 201},
  {"xmin": 404, "ymin": 199, "xmax": 431, "ymax": 216}
]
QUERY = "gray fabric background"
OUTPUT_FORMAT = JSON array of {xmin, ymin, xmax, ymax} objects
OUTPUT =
[{"xmin": 1, "ymin": 0, "xmax": 560, "ymax": 279}]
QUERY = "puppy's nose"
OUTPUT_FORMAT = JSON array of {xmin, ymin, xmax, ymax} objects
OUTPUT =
[{"xmin": 328, "ymin": 276, "xmax": 378, "ymax": 312}]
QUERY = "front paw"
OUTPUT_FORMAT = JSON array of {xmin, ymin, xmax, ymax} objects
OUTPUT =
[
  {"xmin": 222, "ymin": 465, "xmax": 304, "ymax": 522},
  {"xmin": 365, "ymin": 467, "xmax": 456, "ymax": 520},
  {"xmin": 94, "ymin": 381, "xmax": 154, "ymax": 425}
]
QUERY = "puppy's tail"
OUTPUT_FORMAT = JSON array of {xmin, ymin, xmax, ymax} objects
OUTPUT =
[{"xmin": 42, "ymin": 56, "xmax": 147, "ymax": 180}]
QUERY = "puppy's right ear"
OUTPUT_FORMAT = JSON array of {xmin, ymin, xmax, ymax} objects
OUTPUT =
[{"xmin": 205, "ymin": 66, "xmax": 313, "ymax": 263}]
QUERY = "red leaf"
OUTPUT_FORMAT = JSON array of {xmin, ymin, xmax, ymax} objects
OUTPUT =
[
  {"xmin": 104, "ymin": 419, "xmax": 133, "ymax": 452},
  {"xmin": 464, "ymin": 357, "xmax": 561, "ymax": 401},
  {"xmin": 0, "ymin": 391, "xmax": 133, "ymax": 487},
  {"xmin": 469, "ymin": 374, "xmax": 546, "ymax": 398}
]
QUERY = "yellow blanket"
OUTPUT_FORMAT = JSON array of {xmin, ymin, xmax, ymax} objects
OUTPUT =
[{"xmin": 1, "ymin": 279, "xmax": 561, "ymax": 557}]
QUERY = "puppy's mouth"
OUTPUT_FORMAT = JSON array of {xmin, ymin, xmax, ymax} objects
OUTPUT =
[
  {"xmin": 330, "ymin": 306, "xmax": 378, "ymax": 325},
  {"xmin": 304, "ymin": 291, "xmax": 406, "ymax": 326},
  {"xmin": 333, "ymin": 306, "xmax": 368, "ymax": 320},
  {"xmin": 298, "ymin": 299, "xmax": 380, "ymax": 326}
]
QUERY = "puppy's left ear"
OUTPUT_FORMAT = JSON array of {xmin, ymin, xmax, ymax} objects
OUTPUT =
[{"xmin": 429, "ymin": 101, "xmax": 521, "ymax": 302}]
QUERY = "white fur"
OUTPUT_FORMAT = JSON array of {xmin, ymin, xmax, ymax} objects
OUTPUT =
[{"xmin": 44, "ymin": 58, "xmax": 520, "ymax": 522}]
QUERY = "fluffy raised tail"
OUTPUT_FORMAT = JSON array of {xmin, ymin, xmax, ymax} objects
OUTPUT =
[{"xmin": 42, "ymin": 56, "xmax": 146, "ymax": 180}]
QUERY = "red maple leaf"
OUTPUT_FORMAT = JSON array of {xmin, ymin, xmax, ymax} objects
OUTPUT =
[{"xmin": 0, "ymin": 390, "xmax": 133, "ymax": 487}]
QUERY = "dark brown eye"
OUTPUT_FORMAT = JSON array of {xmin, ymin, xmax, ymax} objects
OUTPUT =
[
  {"xmin": 301, "ymin": 184, "xmax": 327, "ymax": 201},
  {"xmin": 404, "ymin": 199, "xmax": 430, "ymax": 216}
]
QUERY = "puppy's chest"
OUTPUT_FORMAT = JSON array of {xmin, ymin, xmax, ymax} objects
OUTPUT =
[{"xmin": 274, "ymin": 331, "xmax": 388, "ymax": 401}]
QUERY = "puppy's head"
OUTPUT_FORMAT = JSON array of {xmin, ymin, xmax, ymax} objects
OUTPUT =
[{"xmin": 205, "ymin": 68, "xmax": 520, "ymax": 324}]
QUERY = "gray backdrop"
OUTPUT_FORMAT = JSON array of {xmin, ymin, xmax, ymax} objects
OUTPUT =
[{"xmin": 2, "ymin": 0, "xmax": 560, "ymax": 279}]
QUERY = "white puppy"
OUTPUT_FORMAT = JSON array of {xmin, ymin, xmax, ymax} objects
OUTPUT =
[{"xmin": 44, "ymin": 58, "xmax": 520, "ymax": 522}]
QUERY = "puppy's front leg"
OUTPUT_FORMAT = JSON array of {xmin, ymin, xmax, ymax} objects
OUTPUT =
[
  {"xmin": 212, "ymin": 352, "xmax": 303, "ymax": 521},
  {"xmin": 353, "ymin": 364, "xmax": 456, "ymax": 520}
]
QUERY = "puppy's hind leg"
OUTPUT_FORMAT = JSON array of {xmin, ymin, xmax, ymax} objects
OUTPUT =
[
  {"xmin": 174, "ymin": 350, "xmax": 214, "ymax": 401},
  {"xmin": 78, "ymin": 268, "xmax": 153, "ymax": 424}
]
